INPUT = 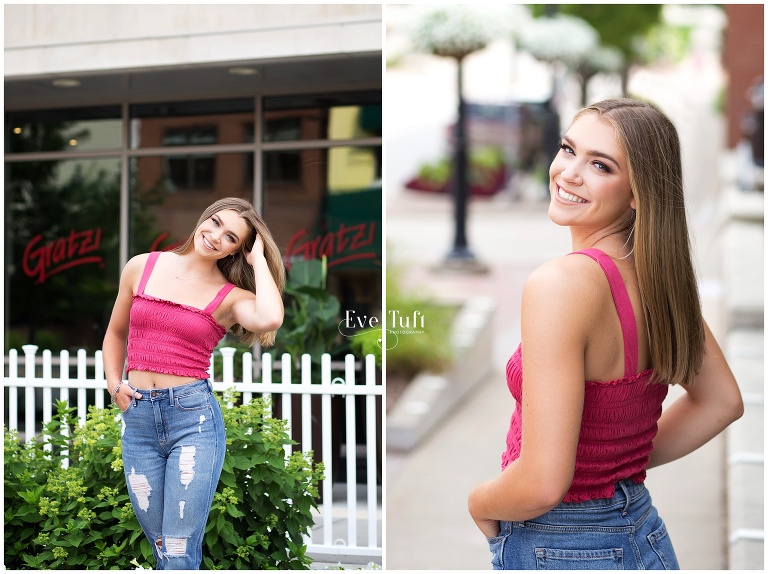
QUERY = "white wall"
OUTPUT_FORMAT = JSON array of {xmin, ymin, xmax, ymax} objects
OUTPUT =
[{"xmin": 5, "ymin": 4, "xmax": 382, "ymax": 77}]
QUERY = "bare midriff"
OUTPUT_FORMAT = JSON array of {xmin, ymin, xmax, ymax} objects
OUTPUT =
[{"xmin": 128, "ymin": 370, "xmax": 200, "ymax": 390}]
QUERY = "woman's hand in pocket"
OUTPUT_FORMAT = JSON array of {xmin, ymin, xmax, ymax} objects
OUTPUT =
[
  {"xmin": 469, "ymin": 483, "xmax": 501, "ymax": 538},
  {"xmin": 475, "ymin": 516, "xmax": 501, "ymax": 539},
  {"xmin": 115, "ymin": 385, "xmax": 142, "ymax": 412}
]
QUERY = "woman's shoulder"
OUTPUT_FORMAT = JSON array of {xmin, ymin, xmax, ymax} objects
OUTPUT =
[
  {"xmin": 525, "ymin": 254, "xmax": 607, "ymax": 297},
  {"xmin": 123, "ymin": 252, "xmax": 153, "ymax": 273},
  {"xmin": 522, "ymin": 255, "xmax": 610, "ymax": 326},
  {"xmin": 227, "ymin": 282, "xmax": 255, "ymax": 301},
  {"xmin": 121, "ymin": 253, "xmax": 162, "ymax": 287}
]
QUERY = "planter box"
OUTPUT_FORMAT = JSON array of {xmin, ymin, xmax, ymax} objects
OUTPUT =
[
  {"xmin": 387, "ymin": 296, "xmax": 495, "ymax": 451},
  {"xmin": 404, "ymin": 166, "xmax": 509, "ymax": 197}
]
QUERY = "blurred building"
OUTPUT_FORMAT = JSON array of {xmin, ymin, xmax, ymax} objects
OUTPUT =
[
  {"xmin": 4, "ymin": 5, "xmax": 382, "ymax": 352},
  {"xmin": 722, "ymin": 4, "xmax": 763, "ymax": 193},
  {"xmin": 722, "ymin": 4, "xmax": 763, "ymax": 151}
]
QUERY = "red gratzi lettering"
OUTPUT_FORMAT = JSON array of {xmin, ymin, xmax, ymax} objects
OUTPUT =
[
  {"xmin": 286, "ymin": 222, "xmax": 378, "ymax": 268},
  {"xmin": 23, "ymin": 228, "xmax": 103, "ymax": 284}
]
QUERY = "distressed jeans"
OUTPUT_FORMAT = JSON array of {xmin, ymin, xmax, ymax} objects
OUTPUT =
[{"xmin": 121, "ymin": 379, "xmax": 226, "ymax": 570}]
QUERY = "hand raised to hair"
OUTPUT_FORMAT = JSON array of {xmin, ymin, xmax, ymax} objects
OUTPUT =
[{"xmin": 246, "ymin": 233, "xmax": 265, "ymax": 267}]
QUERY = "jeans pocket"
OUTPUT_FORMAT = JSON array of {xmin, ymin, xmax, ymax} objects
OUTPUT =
[
  {"xmin": 647, "ymin": 521, "xmax": 679, "ymax": 570},
  {"xmin": 118, "ymin": 385, "xmax": 137, "ymax": 414},
  {"xmin": 487, "ymin": 521, "xmax": 511, "ymax": 570},
  {"xmin": 535, "ymin": 547, "xmax": 624, "ymax": 570},
  {"xmin": 175, "ymin": 390, "xmax": 210, "ymax": 411}
]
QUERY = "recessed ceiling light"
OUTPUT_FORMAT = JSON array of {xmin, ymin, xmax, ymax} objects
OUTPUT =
[
  {"xmin": 52, "ymin": 78, "xmax": 81, "ymax": 88},
  {"xmin": 13, "ymin": 127, "xmax": 22, "ymax": 134},
  {"xmin": 228, "ymin": 67, "xmax": 258, "ymax": 76},
  {"xmin": 68, "ymin": 139, "xmax": 78, "ymax": 146}
]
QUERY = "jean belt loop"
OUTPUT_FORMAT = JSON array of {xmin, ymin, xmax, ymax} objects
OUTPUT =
[
  {"xmin": 207, "ymin": 379, "xmax": 213, "ymax": 393},
  {"xmin": 168, "ymin": 385, "xmax": 174, "ymax": 407},
  {"xmin": 618, "ymin": 481, "xmax": 631, "ymax": 516},
  {"xmin": 131, "ymin": 386, "xmax": 137, "ymax": 407}
]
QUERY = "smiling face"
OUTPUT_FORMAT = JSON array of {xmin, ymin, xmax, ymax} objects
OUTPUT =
[
  {"xmin": 194, "ymin": 209, "xmax": 251, "ymax": 259},
  {"xmin": 548, "ymin": 113, "xmax": 635, "ymax": 233}
]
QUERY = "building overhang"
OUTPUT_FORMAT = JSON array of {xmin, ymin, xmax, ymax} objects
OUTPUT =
[{"xmin": 5, "ymin": 53, "xmax": 382, "ymax": 110}]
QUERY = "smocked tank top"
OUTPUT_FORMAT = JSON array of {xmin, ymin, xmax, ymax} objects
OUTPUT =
[
  {"xmin": 126, "ymin": 252, "xmax": 235, "ymax": 379},
  {"xmin": 501, "ymin": 248, "xmax": 668, "ymax": 502}
]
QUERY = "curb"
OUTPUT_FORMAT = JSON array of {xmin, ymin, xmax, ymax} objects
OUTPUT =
[
  {"xmin": 387, "ymin": 296, "xmax": 496, "ymax": 452},
  {"xmin": 722, "ymin": 188, "xmax": 764, "ymax": 570}
]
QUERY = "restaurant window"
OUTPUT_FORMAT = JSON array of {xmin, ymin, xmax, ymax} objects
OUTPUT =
[
  {"xmin": 6, "ymin": 105, "xmax": 122, "ymax": 154},
  {"xmin": 263, "ymin": 91, "xmax": 381, "ymax": 142},
  {"xmin": 129, "ymin": 153, "xmax": 253, "ymax": 256},
  {"xmin": 262, "ymin": 92, "xmax": 382, "ymax": 324},
  {"xmin": 263, "ymin": 144, "xmax": 381, "ymax": 305},
  {"xmin": 130, "ymin": 99, "xmax": 253, "ymax": 149},
  {"xmin": 5, "ymin": 92, "xmax": 381, "ymax": 356},
  {"xmin": 164, "ymin": 154, "xmax": 216, "ymax": 190},
  {"xmin": 5, "ymin": 158, "xmax": 121, "ymax": 353}
]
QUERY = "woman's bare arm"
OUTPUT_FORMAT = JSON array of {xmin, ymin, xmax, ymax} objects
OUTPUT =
[
  {"xmin": 468, "ymin": 257, "xmax": 599, "ymax": 535},
  {"xmin": 102, "ymin": 255, "xmax": 146, "ymax": 407},
  {"xmin": 648, "ymin": 320, "xmax": 743, "ymax": 468},
  {"xmin": 231, "ymin": 235, "xmax": 284, "ymax": 333}
]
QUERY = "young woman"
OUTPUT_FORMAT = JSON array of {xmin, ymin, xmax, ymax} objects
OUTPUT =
[
  {"xmin": 468, "ymin": 99, "xmax": 743, "ymax": 570},
  {"xmin": 103, "ymin": 197, "xmax": 285, "ymax": 569}
]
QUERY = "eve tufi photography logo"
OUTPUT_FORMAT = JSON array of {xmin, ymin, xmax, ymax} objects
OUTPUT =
[{"xmin": 337, "ymin": 309, "xmax": 426, "ymax": 349}]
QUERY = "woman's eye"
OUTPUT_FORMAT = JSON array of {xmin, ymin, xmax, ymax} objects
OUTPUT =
[
  {"xmin": 559, "ymin": 143, "xmax": 574, "ymax": 155},
  {"xmin": 593, "ymin": 161, "xmax": 610, "ymax": 173},
  {"xmin": 212, "ymin": 217, "xmax": 220, "ymax": 226}
]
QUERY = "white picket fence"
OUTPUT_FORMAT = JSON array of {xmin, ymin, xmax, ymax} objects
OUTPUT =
[{"xmin": 3, "ymin": 344, "xmax": 382, "ymax": 563}]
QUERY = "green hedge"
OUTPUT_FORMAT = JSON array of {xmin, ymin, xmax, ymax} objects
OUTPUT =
[{"xmin": 4, "ymin": 393, "xmax": 323, "ymax": 569}]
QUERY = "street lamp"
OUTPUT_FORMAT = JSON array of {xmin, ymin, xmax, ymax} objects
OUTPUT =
[
  {"xmin": 441, "ymin": 50, "xmax": 485, "ymax": 272},
  {"xmin": 406, "ymin": 5, "xmax": 501, "ymax": 273}
]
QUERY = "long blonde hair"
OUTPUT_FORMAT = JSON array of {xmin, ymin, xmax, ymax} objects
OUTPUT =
[
  {"xmin": 574, "ymin": 98, "xmax": 704, "ymax": 386},
  {"xmin": 173, "ymin": 197, "xmax": 286, "ymax": 347}
]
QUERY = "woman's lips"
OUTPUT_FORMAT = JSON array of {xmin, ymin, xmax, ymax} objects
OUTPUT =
[
  {"xmin": 557, "ymin": 186, "xmax": 588, "ymax": 204},
  {"xmin": 202, "ymin": 235, "xmax": 217, "ymax": 250}
]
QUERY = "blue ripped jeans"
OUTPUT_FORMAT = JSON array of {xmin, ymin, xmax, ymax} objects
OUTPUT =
[
  {"xmin": 487, "ymin": 480, "xmax": 679, "ymax": 570},
  {"xmin": 121, "ymin": 379, "xmax": 226, "ymax": 570}
]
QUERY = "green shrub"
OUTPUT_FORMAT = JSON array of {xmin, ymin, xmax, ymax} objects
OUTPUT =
[
  {"xmin": 272, "ymin": 258, "xmax": 348, "ymax": 373},
  {"xmin": 34, "ymin": 330, "xmax": 64, "ymax": 354},
  {"xmin": 412, "ymin": 146, "xmax": 507, "ymax": 191},
  {"xmin": 348, "ymin": 327, "xmax": 383, "ymax": 368},
  {"xmin": 5, "ymin": 331, "xmax": 25, "ymax": 353},
  {"xmin": 4, "ymin": 403, "xmax": 146, "ymax": 569},
  {"xmin": 385, "ymin": 260, "xmax": 456, "ymax": 380},
  {"xmin": 4, "ymin": 395, "xmax": 323, "ymax": 570},
  {"xmin": 204, "ymin": 390, "xmax": 323, "ymax": 569}
]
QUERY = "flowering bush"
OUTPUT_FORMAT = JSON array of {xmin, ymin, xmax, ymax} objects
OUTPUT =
[
  {"xmin": 4, "ymin": 395, "xmax": 323, "ymax": 569},
  {"xmin": 517, "ymin": 14, "xmax": 599, "ymax": 68},
  {"xmin": 405, "ymin": 4, "xmax": 504, "ymax": 59},
  {"xmin": 4, "ymin": 403, "xmax": 144, "ymax": 569}
]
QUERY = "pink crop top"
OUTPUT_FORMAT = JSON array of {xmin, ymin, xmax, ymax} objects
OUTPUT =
[
  {"xmin": 126, "ymin": 252, "xmax": 235, "ymax": 379},
  {"xmin": 501, "ymin": 248, "xmax": 668, "ymax": 502}
]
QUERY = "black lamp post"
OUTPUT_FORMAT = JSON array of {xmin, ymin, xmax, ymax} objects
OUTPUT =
[
  {"xmin": 438, "ymin": 51, "xmax": 488, "ymax": 273},
  {"xmin": 408, "ymin": 5, "xmax": 496, "ymax": 273}
]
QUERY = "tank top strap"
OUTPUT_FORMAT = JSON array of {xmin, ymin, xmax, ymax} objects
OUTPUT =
[
  {"xmin": 203, "ymin": 283, "xmax": 236, "ymax": 315},
  {"xmin": 569, "ymin": 248, "xmax": 638, "ymax": 377},
  {"xmin": 137, "ymin": 252, "xmax": 161, "ymax": 296}
]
